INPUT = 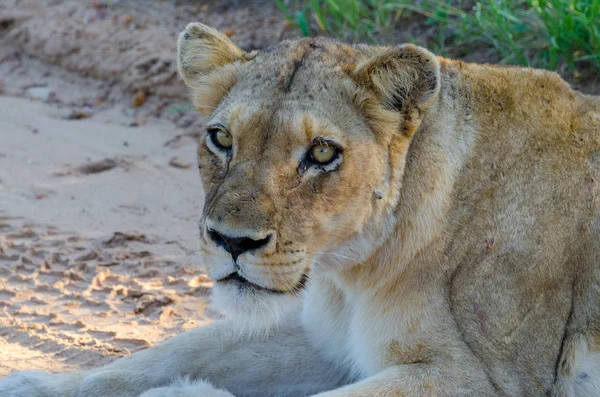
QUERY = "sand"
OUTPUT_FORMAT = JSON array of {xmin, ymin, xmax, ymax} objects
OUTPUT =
[
  {"xmin": 0, "ymin": 96, "xmax": 214, "ymax": 376},
  {"xmin": 1, "ymin": 0, "xmax": 291, "ymax": 99}
]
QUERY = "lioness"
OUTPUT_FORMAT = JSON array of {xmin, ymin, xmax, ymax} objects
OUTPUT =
[{"xmin": 1, "ymin": 22, "xmax": 599, "ymax": 397}]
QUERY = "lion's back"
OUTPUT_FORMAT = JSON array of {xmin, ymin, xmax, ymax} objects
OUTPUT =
[{"xmin": 436, "ymin": 60, "xmax": 600, "ymax": 395}]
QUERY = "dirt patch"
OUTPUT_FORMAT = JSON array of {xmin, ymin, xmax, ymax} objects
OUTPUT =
[
  {"xmin": 0, "ymin": 219, "xmax": 213, "ymax": 375},
  {"xmin": 77, "ymin": 159, "xmax": 119, "ymax": 175},
  {"xmin": 103, "ymin": 232, "xmax": 154, "ymax": 248},
  {"xmin": 0, "ymin": 95, "xmax": 213, "ymax": 375},
  {"xmin": 169, "ymin": 156, "xmax": 192, "ymax": 169},
  {"xmin": 0, "ymin": 0, "xmax": 295, "ymax": 99}
]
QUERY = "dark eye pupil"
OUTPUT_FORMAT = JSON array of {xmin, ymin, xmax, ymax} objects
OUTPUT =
[
  {"xmin": 209, "ymin": 127, "xmax": 232, "ymax": 150},
  {"xmin": 310, "ymin": 144, "xmax": 336, "ymax": 164}
]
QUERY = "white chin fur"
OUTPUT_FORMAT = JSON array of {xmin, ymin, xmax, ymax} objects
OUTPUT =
[{"xmin": 210, "ymin": 282, "xmax": 300, "ymax": 336}]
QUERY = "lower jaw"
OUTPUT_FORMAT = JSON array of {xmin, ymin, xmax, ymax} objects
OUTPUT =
[
  {"xmin": 219, "ymin": 279, "xmax": 285, "ymax": 294},
  {"xmin": 210, "ymin": 282, "xmax": 302, "ymax": 332},
  {"xmin": 217, "ymin": 272, "xmax": 308, "ymax": 295}
]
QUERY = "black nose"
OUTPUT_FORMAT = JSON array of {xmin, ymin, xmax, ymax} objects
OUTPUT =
[{"xmin": 207, "ymin": 229, "xmax": 271, "ymax": 260}]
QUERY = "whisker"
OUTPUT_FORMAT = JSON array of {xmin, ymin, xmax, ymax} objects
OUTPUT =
[
  {"xmin": 309, "ymin": 259, "xmax": 329, "ymax": 272},
  {"xmin": 308, "ymin": 251, "xmax": 364, "ymax": 266}
]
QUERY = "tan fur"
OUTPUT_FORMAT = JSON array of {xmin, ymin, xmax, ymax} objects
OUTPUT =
[
  {"xmin": 176, "ymin": 23, "xmax": 600, "ymax": 395},
  {"xmin": 1, "ymin": 22, "xmax": 598, "ymax": 397}
]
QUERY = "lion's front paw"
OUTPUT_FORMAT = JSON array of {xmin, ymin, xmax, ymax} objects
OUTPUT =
[
  {"xmin": 0, "ymin": 369, "xmax": 148, "ymax": 397},
  {"xmin": 74, "ymin": 370, "xmax": 149, "ymax": 397},
  {"xmin": 139, "ymin": 379, "xmax": 235, "ymax": 397},
  {"xmin": 0, "ymin": 370, "xmax": 79, "ymax": 397}
]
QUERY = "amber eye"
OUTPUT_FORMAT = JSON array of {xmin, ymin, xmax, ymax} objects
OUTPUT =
[
  {"xmin": 208, "ymin": 126, "xmax": 233, "ymax": 150},
  {"xmin": 309, "ymin": 144, "xmax": 337, "ymax": 165}
]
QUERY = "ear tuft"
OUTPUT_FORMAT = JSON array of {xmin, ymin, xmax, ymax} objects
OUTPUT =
[
  {"xmin": 177, "ymin": 22, "xmax": 246, "ymax": 87},
  {"xmin": 352, "ymin": 44, "xmax": 440, "ymax": 113}
]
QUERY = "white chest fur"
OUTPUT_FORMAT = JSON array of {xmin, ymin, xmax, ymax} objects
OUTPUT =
[
  {"xmin": 301, "ymin": 279, "xmax": 396, "ymax": 379},
  {"xmin": 301, "ymin": 274, "xmax": 445, "ymax": 380}
]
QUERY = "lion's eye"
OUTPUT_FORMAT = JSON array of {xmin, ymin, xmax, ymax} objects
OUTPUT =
[
  {"xmin": 299, "ymin": 139, "xmax": 343, "ymax": 174},
  {"xmin": 209, "ymin": 127, "xmax": 233, "ymax": 150},
  {"xmin": 309, "ymin": 144, "xmax": 336, "ymax": 165}
]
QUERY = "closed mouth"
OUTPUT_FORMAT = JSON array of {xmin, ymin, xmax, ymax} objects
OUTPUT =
[{"xmin": 217, "ymin": 272, "xmax": 307, "ymax": 294}]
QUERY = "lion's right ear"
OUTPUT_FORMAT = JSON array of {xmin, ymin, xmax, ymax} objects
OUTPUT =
[
  {"xmin": 177, "ymin": 23, "xmax": 247, "ymax": 86},
  {"xmin": 350, "ymin": 44, "xmax": 440, "ymax": 137}
]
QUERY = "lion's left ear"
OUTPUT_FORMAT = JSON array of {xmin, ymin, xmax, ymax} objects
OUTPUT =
[
  {"xmin": 177, "ymin": 22, "xmax": 248, "ymax": 87},
  {"xmin": 351, "ymin": 44, "xmax": 440, "ymax": 134}
]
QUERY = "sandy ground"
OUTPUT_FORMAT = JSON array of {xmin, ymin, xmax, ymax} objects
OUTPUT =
[
  {"xmin": 0, "ymin": 96, "xmax": 215, "ymax": 376},
  {"xmin": 1, "ymin": 0, "xmax": 292, "ymax": 99}
]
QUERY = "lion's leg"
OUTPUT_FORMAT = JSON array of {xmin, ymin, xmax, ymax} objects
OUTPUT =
[
  {"xmin": 310, "ymin": 361, "xmax": 498, "ymax": 397},
  {"xmin": 574, "ymin": 350, "xmax": 600, "ymax": 397},
  {"xmin": 554, "ymin": 332, "xmax": 600, "ymax": 397},
  {"xmin": 139, "ymin": 379, "xmax": 235, "ymax": 397},
  {"xmin": 0, "ymin": 313, "xmax": 349, "ymax": 397}
]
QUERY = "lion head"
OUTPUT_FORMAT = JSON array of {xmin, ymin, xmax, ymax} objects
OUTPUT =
[{"xmin": 177, "ymin": 23, "xmax": 440, "ymax": 329}]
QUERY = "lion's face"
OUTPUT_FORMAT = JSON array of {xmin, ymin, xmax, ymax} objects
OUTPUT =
[
  {"xmin": 196, "ymin": 82, "xmax": 387, "ymax": 309},
  {"xmin": 177, "ymin": 24, "xmax": 440, "ymax": 325}
]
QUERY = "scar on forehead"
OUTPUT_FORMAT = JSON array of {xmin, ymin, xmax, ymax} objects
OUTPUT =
[{"xmin": 277, "ymin": 39, "xmax": 320, "ymax": 92}]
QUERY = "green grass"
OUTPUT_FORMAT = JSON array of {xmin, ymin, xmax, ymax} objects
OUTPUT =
[{"xmin": 275, "ymin": 0, "xmax": 600, "ymax": 74}]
